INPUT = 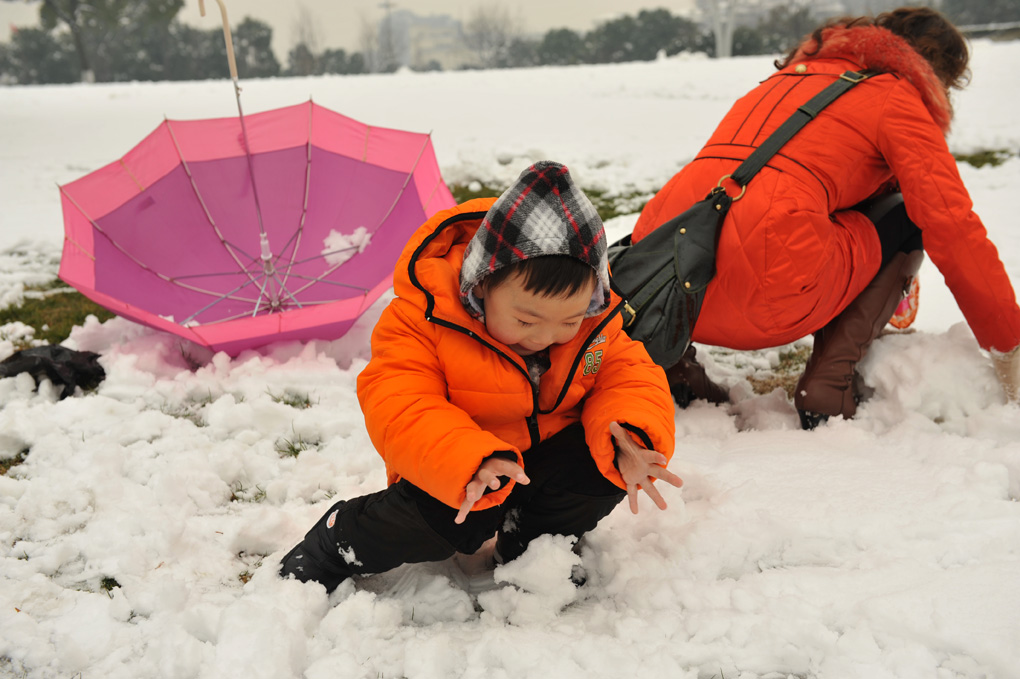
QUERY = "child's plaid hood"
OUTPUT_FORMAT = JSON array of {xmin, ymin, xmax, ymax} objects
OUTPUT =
[{"xmin": 459, "ymin": 161, "xmax": 611, "ymax": 319}]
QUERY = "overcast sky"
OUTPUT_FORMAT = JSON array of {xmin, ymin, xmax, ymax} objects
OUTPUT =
[{"xmin": 2, "ymin": 0, "xmax": 700, "ymax": 58}]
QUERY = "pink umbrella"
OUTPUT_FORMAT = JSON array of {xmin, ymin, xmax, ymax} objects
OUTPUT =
[{"xmin": 57, "ymin": 1, "xmax": 455, "ymax": 356}]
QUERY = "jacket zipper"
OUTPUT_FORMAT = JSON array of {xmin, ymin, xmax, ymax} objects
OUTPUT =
[
  {"xmin": 406, "ymin": 210, "xmax": 620, "ymax": 451},
  {"xmin": 526, "ymin": 385, "xmax": 541, "ymax": 447},
  {"xmin": 424, "ymin": 310, "xmax": 622, "ymax": 450},
  {"xmin": 424, "ymin": 317, "xmax": 544, "ymax": 448}
]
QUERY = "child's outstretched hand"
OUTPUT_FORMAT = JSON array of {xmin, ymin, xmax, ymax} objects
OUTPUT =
[
  {"xmin": 610, "ymin": 421, "xmax": 683, "ymax": 514},
  {"xmin": 455, "ymin": 457, "xmax": 530, "ymax": 524}
]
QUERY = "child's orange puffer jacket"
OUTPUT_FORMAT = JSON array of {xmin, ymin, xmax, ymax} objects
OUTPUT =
[{"xmin": 357, "ymin": 198, "xmax": 676, "ymax": 511}]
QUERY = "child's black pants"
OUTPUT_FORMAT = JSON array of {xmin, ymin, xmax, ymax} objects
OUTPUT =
[{"xmin": 279, "ymin": 423, "xmax": 626, "ymax": 592}]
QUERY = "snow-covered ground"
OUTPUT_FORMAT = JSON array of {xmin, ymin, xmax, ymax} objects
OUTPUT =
[{"xmin": 1, "ymin": 41, "xmax": 1019, "ymax": 679}]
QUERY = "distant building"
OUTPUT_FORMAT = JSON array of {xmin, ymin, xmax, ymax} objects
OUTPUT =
[{"xmin": 378, "ymin": 10, "xmax": 475, "ymax": 71}]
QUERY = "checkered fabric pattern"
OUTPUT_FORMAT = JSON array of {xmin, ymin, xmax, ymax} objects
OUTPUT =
[{"xmin": 460, "ymin": 161, "xmax": 610, "ymax": 319}]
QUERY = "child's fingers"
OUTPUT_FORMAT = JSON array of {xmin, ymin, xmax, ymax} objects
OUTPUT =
[
  {"xmin": 651, "ymin": 466, "xmax": 684, "ymax": 489},
  {"xmin": 627, "ymin": 485, "xmax": 640, "ymax": 514},
  {"xmin": 484, "ymin": 458, "xmax": 530, "ymax": 484},
  {"xmin": 609, "ymin": 421, "xmax": 634, "ymax": 449},
  {"xmin": 454, "ymin": 500, "xmax": 472, "ymax": 524},
  {"xmin": 455, "ymin": 482, "xmax": 483, "ymax": 524},
  {"xmin": 642, "ymin": 478, "xmax": 669, "ymax": 511},
  {"xmin": 457, "ymin": 458, "xmax": 531, "ymax": 525},
  {"xmin": 476, "ymin": 469, "xmax": 499, "ymax": 489}
]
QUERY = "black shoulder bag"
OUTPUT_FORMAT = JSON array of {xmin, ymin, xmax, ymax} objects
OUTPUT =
[{"xmin": 608, "ymin": 70, "xmax": 872, "ymax": 368}]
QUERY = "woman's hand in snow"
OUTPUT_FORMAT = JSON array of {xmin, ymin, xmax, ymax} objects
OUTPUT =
[
  {"xmin": 610, "ymin": 421, "xmax": 683, "ymax": 514},
  {"xmin": 454, "ymin": 457, "xmax": 529, "ymax": 524},
  {"xmin": 992, "ymin": 346, "xmax": 1020, "ymax": 402}
]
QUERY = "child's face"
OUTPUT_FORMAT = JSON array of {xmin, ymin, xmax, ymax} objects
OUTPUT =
[{"xmin": 476, "ymin": 272, "xmax": 595, "ymax": 356}]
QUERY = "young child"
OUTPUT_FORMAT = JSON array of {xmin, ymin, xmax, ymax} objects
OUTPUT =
[{"xmin": 280, "ymin": 161, "xmax": 681, "ymax": 593}]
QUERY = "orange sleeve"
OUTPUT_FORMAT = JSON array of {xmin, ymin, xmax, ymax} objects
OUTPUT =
[
  {"xmin": 878, "ymin": 80, "xmax": 1020, "ymax": 352},
  {"xmin": 580, "ymin": 312, "xmax": 676, "ymax": 489}
]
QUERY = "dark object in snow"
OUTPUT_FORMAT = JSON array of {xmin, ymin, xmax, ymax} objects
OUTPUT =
[
  {"xmin": 663, "ymin": 344, "xmax": 729, "ymax": 409},
  {"xmin": 0, "ymin": 346, "xmax": 105, "ymax": 399}
]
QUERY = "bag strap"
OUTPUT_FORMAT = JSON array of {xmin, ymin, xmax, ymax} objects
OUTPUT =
[{"xmin": 730, "ymin": 70, "xmax": 871, "ymax": 187}]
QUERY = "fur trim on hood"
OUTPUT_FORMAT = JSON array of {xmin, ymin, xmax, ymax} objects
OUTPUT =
[{"xmin": 788, "ymin": 24, "xmax": 952, "ymax": 133}]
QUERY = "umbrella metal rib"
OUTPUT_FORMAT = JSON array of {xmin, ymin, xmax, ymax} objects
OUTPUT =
[
  {"xmin": 64, "ymin": 183, "xmax": 368, "ymax": 326},
  {"xmin": 61, "ymin": 192, "xmax": 296, "ymax": 324},
  {"xmin": 275, "ymin": 103, "xmax": 315, "ymax": 294},
  {"xmin": 282, "ymin": 132, "xmax": 435, "ymax": 301},
  {"xmin": 163, "ymin": 118, "xmax": 316, "ymax": 319},
  {"xmin": 180, "ymin": 276, "xmax": 264, "ymax": 325},
  {"xmin": 164, "ymin": 119, "xmax": 276, "ymax": 301},
  {"xmin": 278, "ymin": 245, "xmax": 360, "ymax": 269},
  {"xmin": 281, "ymin": 273, "xmax": 370, "ymax": 291},
  {"xmin": 60, "ymin": 189, "xmax": 270, "ymax": 307},
  {"xmin": 168, "ymin": 250, "xmax": 367, "ymax": 293}
]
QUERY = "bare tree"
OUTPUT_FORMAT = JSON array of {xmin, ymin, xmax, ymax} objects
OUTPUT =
[
  {"xmin": 461, "ymin": 3, "xmax": 523, "ymax": 69},
  {"xmin": 289, "ymin": 4, "xmax": 320, "ymax": 76},
  {"xmin": 292, "ymin": 4, "xmax": 320, "ymax": 54},
  {"xmin": 358, "ymin": 12, "xmax": 379, "ymax": 72}
]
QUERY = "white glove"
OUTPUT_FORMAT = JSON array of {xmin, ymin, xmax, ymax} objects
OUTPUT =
[{"xmin": 992, "ymin": 346, "xmax": 1020, "ymax": 402}]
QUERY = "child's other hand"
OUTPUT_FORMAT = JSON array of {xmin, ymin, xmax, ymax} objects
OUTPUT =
[
  {"xmin": 610, "ymin": 421, "xmax": 683, "ymax": 514},
  {"xmin": 454, "ymin": 457, "xmax": 529, "ymax": 524}
]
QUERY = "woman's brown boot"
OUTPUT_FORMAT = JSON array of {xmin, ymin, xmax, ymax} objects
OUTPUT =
[{"xmin": 794, "ymin": 249, "xmax": 924, "ymax": 429}]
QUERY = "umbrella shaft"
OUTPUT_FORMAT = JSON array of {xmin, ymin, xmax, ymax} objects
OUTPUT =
[
  {"xmin": 234, "ymin": 89, "xmax": 268, "ymax": 239},
  {"xmin": 258, "ymin": 233, "xmax": 280, "ymax": 305}
]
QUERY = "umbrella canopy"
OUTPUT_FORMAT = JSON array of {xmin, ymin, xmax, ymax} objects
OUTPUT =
[{"xmin": 58, "ymin": 101, "xmax": 456, "ymax": 355}]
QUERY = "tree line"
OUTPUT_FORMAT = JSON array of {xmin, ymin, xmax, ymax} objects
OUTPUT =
[
  {"xmin": 1, "ymin": 0, "xmax": 1017, "ymax": 85},
  {"xmin": 0, "ymin": 0, "xmax": 365, "ymax": 84}
]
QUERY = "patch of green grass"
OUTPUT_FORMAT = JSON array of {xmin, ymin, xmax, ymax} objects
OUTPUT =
[
  {"xmin": 0, "ymin": 284, "xmax": 115, "ymax": 346},
  {"xmin": 267, "ymin": 389, "xmax": 314, "ymax": 409},
  {"xmin": 275, "ymin": 431, "xmax": 316, "ymax": 457},
  {"xmin": 229, "ymin": 481, "xmax": 267, "ymax": 503},
  {"xmin": 746, "ymin": 346, "xmax": 811, "ymax": 399},
  {"xmin": 0, "ymin": 655, "xmax": 29, "ymax": 678},
  {"xmin": 954, "ymin": 149, "xmax": 1015, "ymax": 168},
  {"xmin": 160, "ymin": 391, "xmax": 220, "ymax": 426},
  {"xmin": 0, "ymin": 449, "xmax": 29, "ymax": 476},
  {"xmin": 99, "ymin": 576, "xmax": 121, "ymax": 596},
  {"xmin": 449, "ymin": 182, "xmax": 650, "ymax": 223},
  {"xmin": 160, "ymin": 402, "xmax": 206, "ymax": 427},
  {"xmin": 584, "ymin": 187, "xmax": 650, "ymax": 221},
  {"xmin": 237, "ymin": 552, "xmax": 264, "ymax": 585},
  {"xmin": 449, "ymin": 181, "xmax": 504, "ymax": 204}
]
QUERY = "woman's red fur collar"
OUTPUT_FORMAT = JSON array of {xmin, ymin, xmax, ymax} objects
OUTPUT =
[{"xmin": 788, "ymin": 24, "xmax": 952, "ymax": 133}]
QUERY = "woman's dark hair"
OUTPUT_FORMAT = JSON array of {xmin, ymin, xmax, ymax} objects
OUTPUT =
[
  {"xmin": 483, "ymin": 255, "xmax": 597, "ymax": 299},
  {"xmin": 776, "ymin": 6, "xmax": 970, "ymax": 90}
]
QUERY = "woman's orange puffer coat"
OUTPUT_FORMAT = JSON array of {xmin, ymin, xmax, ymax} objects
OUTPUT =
[
  {"xmin": 633, "ymin": 24, "xmax": 1020, "ymax": 353},
  {"xmin": 357, "ymin": 198, "xmax": 676, "ymax": 511}
]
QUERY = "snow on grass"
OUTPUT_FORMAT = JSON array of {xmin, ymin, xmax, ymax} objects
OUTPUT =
[{"xmin": 1, "ymin": 39, "xmax": 1019, "ymax": 679}]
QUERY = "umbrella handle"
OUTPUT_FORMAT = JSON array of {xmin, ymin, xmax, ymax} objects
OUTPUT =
[{"xmin": 199, "ymin": 0, "xmax": 239, "ymax": 82}]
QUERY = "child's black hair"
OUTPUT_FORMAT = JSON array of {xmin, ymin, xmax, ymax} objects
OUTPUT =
[{"xmin": 483, "ymin": 255, "xmax": 597, "ymax": 299}]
